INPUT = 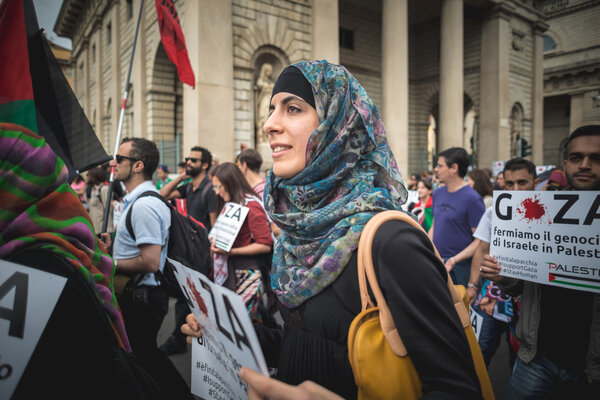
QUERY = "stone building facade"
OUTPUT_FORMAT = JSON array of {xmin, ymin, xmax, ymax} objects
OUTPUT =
[
  {"xmin": 56, "ymin": 0, "xmax": 561, "ymax": 176},
  {"xmin": 542, "ymin": 0, "xmax": 600, "ymax": 167}
]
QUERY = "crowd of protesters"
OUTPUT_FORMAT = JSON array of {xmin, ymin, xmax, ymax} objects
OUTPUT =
[{"xmin": 2, "ymin": 60, "xmax": 599, "ymax": 400}]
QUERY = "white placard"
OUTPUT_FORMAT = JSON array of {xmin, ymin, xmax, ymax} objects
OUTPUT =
[
  {"xmin": 492, "ymin": 160, "xmax": 505, "ymax": 178},
  {"xmin": 168, "ymin": 258, "xmax": 268, "ymax": 400},
  {"xmin": 0, "ymin": 260, "xmax": 67, "ymax": 400},
  {"xmin": 402, "ymin": 190, "xmax": 420, "ymax": 211},
  {"xmin": 208, "ymin": 202, "xmax": 250, "ymax": 252},
  {"xmin": 469, "ymin": 308, "xmax": 483, "ymax": 341},
  {"xmin": 490, "ymin": 191, "xmax": 600, "ymax": 293},
  {"xmin": 535, "ymin": 165, "xmax": 556, "ymax": 175}
]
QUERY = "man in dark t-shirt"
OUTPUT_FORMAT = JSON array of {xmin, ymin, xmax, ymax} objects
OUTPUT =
[
  {"xmin": 160, "ymin": 146, "xmax": 217, "ymax": 230},
  {"xmin": 159, "ymin": 146, "xmax": 216, "ymax": 355}
]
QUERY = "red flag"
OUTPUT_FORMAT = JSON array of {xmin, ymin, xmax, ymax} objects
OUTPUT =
[{"xmin": 155, "ymin": 0, "xmax": 195, "ymax": 88}]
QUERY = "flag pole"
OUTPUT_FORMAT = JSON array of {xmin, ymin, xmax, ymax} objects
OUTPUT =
[{"xmin": 101, "ymin": 0, "xmax": 145, "ymax": 234}]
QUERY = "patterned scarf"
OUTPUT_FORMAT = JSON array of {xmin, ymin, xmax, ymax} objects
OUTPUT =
[
  {"xmin": 264, "ymin": 61, "xmax": 407, "ymax": 308},
  {"xmin": 0, "ymin": 123, "xmax": 131, "ymax": 351}
]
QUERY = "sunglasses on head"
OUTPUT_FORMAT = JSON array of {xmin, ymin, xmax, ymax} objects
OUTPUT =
[
  {"xmin": 115, "ymin": 155, "xmax": 139, "ymax": 163},
  {"xmin": 185, "ymin": 157, "xmax": 201, "ymax": 163}
]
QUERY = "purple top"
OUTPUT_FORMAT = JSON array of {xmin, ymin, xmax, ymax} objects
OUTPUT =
[{"xmin": 432, "ymin": 184, "xmax": 485, "ymax": 258}]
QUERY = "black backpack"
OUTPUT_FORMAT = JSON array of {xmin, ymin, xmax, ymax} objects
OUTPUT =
[{"xmin": 125, "ymin": 191, "xmax": 212, "ymax": 298}]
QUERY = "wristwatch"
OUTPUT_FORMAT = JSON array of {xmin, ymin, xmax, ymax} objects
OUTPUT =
[{"xmin": 467, "ymin": 282, "xmax": 479, "ymax": 289}]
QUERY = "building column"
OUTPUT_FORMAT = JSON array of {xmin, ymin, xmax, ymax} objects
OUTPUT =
[
  {"xmin": 569, "ymin": 93, "xmax": 584, "ymax": 133},
  {"xmin": 82, "ymin": 41, "xmax": 91, "ymax": 115},
  {"xmin": 479, "ymin": 3, "xmax": 512, "ymax": 169},
  {"xmin": 109, "ymin": 4, "xmax": 121, "ymax": 154},
  {"xmin": 382, "ymin": 0, "xmax": 409, "ymax": 176},
  {"xmin": 311, "ymin": 0, "xmax": 339, "ymax": 64},
  {"xmin": 531, "ymin": 21, "xmax": 548, "ymax": 165},
  {"xmin": 93, "ymin": 21, "xmax": 104, "ymax": 145},
  {"xmin": 439, "ymin": 0, "xmax": 463, "ymax": 150},
  {"xmin": 183, "ymin": 0, "xmax": 234, "ymax": 162},
  {"xmin": 132, "ymin": 0, "xmax": 146, "ymax": 139}
]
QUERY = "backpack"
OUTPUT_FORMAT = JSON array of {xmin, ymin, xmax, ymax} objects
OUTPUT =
[
  {"xmin": 125, "ymin": 191, "xmax": 212, "ymax": 298},
  {"xmin": 348, "ymin": 211, "xmax": 494, "ymax": 400}
]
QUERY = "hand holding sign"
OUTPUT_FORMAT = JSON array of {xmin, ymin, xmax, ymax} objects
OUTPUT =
[
  {"xmin": 169, "ymin": 258, "xmax": 268, "ymax": 400},
  {"xmin": 479, "ymin": 254, "xmax": 503, "ymax": 283},
  {"xmin": 209, "ymin": 202, "xmax": 250, "ymax": 253},
  {"xmin": 491, "ymin": 191, "xmax": 600, "ymax": 293},
  {"xmin": 240, "ymin": 367, "xmax": 344, "ymax": 400}
]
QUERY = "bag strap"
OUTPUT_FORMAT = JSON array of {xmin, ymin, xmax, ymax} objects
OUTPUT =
[
  {"xmin": 125, "ymin": 190, "xmax": 172, "ymax": 241},
  {"xmin": 357, "ymin": 210, "xmax": 470, "ymax": 358}
]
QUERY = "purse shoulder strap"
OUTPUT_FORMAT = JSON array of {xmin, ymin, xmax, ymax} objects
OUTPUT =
[{"xmin": 357, "ymin": 210, "xmax": 470, "ymax": 358}]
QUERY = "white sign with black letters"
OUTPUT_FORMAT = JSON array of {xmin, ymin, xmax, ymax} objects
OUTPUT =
[
  {"xmin": 402, "ymin": 190, "xmax": 419, "ymax": 211},
  {"xmin": 469, "ymin": 308, "xmax": 483, "ymax": 341},
  {"xmin": 490, "ymin": 191, "xmax": 600, "ymax": 293},
  {"xmin": 0, "ymin": 260, "xmax": 67, "ymax": 400},
  {"xmin": 168, "ymin": 258, "xmax": 268, "ymax": 400},
  {"xmin": 208, "ymin": 202, "xmax": 250, "ymax": 253}
]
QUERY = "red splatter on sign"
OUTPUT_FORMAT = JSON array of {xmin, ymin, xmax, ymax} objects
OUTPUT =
[
  {"xmin": 187, "ymin": 276, "xmax": 208, "ymax": 317},
  {"xmin": 517, "ymin": 196, "xmax": 547, "ymax": 222}
]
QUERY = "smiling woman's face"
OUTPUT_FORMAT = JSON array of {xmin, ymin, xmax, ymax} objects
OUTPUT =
[{"xmin": 263, "ymin": 91, "xmax": 319, "ymax": 179}]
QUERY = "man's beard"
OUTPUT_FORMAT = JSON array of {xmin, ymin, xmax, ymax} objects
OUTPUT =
[{"xmin": 187, "ymin": 166, "xmax": 202, "ymax": 177}]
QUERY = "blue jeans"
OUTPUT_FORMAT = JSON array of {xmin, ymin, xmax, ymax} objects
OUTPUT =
[
  {"xmin": 445, "ymin": 258, "xmax": 471, "ymax": 287},
  {"xmin": 504, "ymin": 356, "xmax": 591, "ymax": 399},
  {"xmin": 474, "ymin": 306, "xmax": 515, "ymax": 367}
]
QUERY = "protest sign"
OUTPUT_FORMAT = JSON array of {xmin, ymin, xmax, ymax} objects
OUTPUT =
[
  {"xmin": 168, "ymin": 258, "xmax": 268, "ymax": 400},
  {"xmin": 536, "ymin": 165, "xmax": 555, "ymax": 175},
  {"xmin": 402, "ymin": 190, "xmax": 419, "ymax": 211},
  {"xmin": 0, "ymin": 260, "xmax": 67, "ymax": 400},
  {"xmin": 492, "ymin": 160, "xmax": 505, "ymax": 178},
  {"xmin": 469, "ymin": 308, "xmax": 483, "ymax": 341},
  {"xmin": 490, "ymin": 191, "xmax": 600, "ymax": 293},
  {"xmin": 208, "ymin": 202, "xmax": 249, "ymax": 252}
]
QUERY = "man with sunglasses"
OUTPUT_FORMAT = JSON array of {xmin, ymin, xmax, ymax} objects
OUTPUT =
[
  {"xmin": 160, "ymin": 146, "xmax": 217, "ymax": 230},
  {"xmin": 159, "ymin": 145, "xmax": 217, "ymax": 355},
  {"xmin": 102, "ymin": 138, "xmax": 192, "ymax": 399}
]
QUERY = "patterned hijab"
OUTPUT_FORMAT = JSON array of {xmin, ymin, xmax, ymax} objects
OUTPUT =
[
  {"xmin": 0, "ymin": 123, "xmax": 131, "ymax": 351},
  {"xmin": 264, "ymin": 61, "xmax": 407, "ymax": 308}
]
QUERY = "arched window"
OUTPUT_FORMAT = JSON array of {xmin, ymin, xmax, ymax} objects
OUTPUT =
[{"xmin": 543, "ymin": 35, "xmax": 558, "ymax": 52}]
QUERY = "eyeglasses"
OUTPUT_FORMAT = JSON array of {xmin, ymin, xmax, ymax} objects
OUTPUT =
[
  {"xmin": 115, "ymin": 154, "xmax": 139, "ymax": 163},
  {"xmin": 213, "ymin": 184, "xmax": 223, "ymax": 190},
  {"xmin": 185, "ymin": 157, "xmax": 201, "ymax": 163}
]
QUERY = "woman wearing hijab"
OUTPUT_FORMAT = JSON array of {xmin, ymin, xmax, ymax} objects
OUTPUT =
[
  {"xmin": 0, "ymin": 123, "xmax": 161, "ymax": 398},
  {"xmin": 183, "ymin": 61, "xmax": 482, "ymax": 399}
]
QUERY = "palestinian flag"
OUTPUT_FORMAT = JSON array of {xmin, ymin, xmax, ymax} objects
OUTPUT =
[
  {"xmin": 0, "ymin": 0, "xmax": 110, "ymax": 181},
  {"xmin": 548, "ymin": 272, "xmax": 600, "ymax": 292}
]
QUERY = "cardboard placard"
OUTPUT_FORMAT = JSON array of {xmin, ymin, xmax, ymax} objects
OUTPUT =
[
  {"xmin": 168, "ymin": 258, "xmax": 268, "ymax": 400},
  {"xmin": 208, "ymin": 202, "xmax": 250, "ymax": 252},
  {"xmin": 0, "ymin": 260, "xmax": 67, "ymax": 400},
  {"xmin": 490, "ymin": 191, "xmax": 600, "ymax": 293}
]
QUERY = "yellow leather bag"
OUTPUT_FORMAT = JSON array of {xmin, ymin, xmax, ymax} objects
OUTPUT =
[{"xmin": 347, "ymin": 211, "xmax": 494, "ymax": 399}]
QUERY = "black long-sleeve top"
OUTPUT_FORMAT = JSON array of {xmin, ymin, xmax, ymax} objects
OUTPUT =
[{"xmin": 256, "ymin": 220, "xmax": 482, "ymax": 399}]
